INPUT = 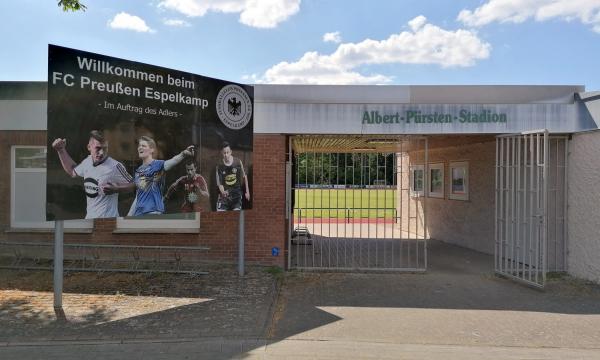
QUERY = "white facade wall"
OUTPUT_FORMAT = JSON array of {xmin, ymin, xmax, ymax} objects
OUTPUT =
[
  {"xmin": 0, "ymin": 100, "xmax": 46, "ymax": 130},
  {"xmin": 567, "ymin": 130, "xmax": 600, "ymax": 283}
]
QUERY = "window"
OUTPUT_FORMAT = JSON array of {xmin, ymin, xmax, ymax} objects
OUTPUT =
[
  {"xmin": 11, "ymin": 146, "xmax": 92, "ymax": 230},
  {"xmin": 410, "ymin": 165, "xmax": 424, "ymax": 197},
  {"xmin": 449, "ymin": 161, "xmax": 469, "ymax": 201},
  {"xmin": 116, "ymin": 212, "xmax": 200, "ymax": 233},
  {"xmin": 428, "ymin": 163, "xmax": 444, "ymax": 199}
]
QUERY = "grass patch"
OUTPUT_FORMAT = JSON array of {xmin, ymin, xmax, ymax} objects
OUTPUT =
[
  {"xmin": 265, "ymin": 266, "xmax": 284, "ymax": 280},
  {"xmin": 546, "ymin": 271, "xmax": 567, "ymax": 280},
  {"xmin": 293, "ymin": 189, "xmax": 397, "ymax": 219}
]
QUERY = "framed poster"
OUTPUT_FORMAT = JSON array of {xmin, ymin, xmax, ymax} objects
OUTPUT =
[
  {"xmin": 410, "ymin": 164, "xmax": 424, "ymax": 197},
  {"xmin": 429, "ymin": 163, "xmax": 444, "ymax": 198},
  {"xmin": 449, "ymin": 161, "xmax": 468, "ymax": 201}
]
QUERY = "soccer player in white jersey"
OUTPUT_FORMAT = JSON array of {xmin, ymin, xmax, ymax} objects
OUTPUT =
[{"xmin": 52, "ymin": 130, "xmax": 133, "ymax": 219}]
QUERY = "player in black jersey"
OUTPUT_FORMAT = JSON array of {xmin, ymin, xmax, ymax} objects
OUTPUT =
[{"xmin": 216, "ymin": 142, "xmax": 250, "ymax": 211}]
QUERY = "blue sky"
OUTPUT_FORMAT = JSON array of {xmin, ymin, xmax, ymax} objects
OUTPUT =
[{"xmin": 1, "ymin": 0, "xmax": 599, "ymax": 90}]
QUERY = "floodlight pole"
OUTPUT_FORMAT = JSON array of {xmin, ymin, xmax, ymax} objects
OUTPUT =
[
  {"xmin": 238, "ymin": 210, "xmax": 245, "ymax": 276},
  {"xmin": 53, "ymin": 220, "xmax": 64, "ymax": 308}
]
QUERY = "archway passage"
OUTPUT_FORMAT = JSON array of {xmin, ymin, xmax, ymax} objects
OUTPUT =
[{"xmin": 286, "ymin": 133, "xmax": 568, "ymax": 288}]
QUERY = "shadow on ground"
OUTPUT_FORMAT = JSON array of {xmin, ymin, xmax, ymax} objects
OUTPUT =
[
  {"xmin": 271, "ymin": 240, "xmax": 600, "ymax": 349},
  {"xmin": 0, "ymin": 264, "xmax": 278, "ymax": 346}
]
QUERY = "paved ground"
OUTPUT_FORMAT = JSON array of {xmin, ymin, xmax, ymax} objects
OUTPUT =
[
  {"xmin": 291, "ymin": 236, "xmax": 426, "ymax": 269},
  {"xmin": 4, "ymin": 339, "xmax": 600, "ymax": 360},
  {"xmin": 276, "ymin": 241, "xmax": 600, "ymax": 347},
  {"xmin": 2, "ymin": 241, "xmax": 600, "ymax": 359}
]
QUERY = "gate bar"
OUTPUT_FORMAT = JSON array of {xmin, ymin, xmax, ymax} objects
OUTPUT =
[
  {"xmin": 542, "ymin": 130, "xmax": 549, "ymax": 285},
  {"xmin": 417, "ymin": 137, "xmax": 430, "ymax": 269},
  {"xmin": 563, "ymin": 137, "xmax": 569, "ymax": 271},
  {"xmin": 535, "ymin": 133, "xmax": 541, "ymax": 284},
  {"xmin": 494, "ymin": 137, "xmax": 499, "ymax": 272},
  {"xmin": 528, "ymin": 134, "xmax": 535, "ymax": 282},
  {"xmin": 516, "ymin": 135, "xmax": 522, "ymax": 277},
  {"xmin": 510, "ymin": 136, "xmax": 516, "ymax": 275},
  {"xmin": 287, "ymin": 139, "xmax": 292, "ymax": 270}
]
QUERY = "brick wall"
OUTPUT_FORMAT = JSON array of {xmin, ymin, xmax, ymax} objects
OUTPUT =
[
  {"xmin": 402, "ymin": 139, "xmax": 496, "ymax": 254},
  {"xmin": 0, "ymin": 131, "xmax": 287, "ymax": 267}
]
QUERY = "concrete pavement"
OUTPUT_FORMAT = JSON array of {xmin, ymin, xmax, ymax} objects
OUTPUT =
[{"xmin": 2, "ymin": 338, "xmax": 600, "ymax": 359}]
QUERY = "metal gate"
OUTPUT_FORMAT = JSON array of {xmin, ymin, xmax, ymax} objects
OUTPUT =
[
  {"xmin": 288, "ymin": 136, "xmax": 428, "ymax": 271},
  {"xmin": 495, "ymin": 131, "xmax": 568, "ymax": 288}
]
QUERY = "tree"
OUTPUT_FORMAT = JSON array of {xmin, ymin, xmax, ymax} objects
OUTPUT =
[
  {"xmin": 294, "ymin": 152, "xmax": 396, "ymax": 187},
  {"xmin": 58, "ymin": 0, "xmax": 86, "ymax": 12}
]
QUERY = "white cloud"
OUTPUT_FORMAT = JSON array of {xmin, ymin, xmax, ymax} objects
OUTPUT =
[
  {"xmin": 240, "ymin": 0, "xmax": 301, "ymax": 28},
  {"xmin": 108, "ymin": 12, "xmax": 154, "ymax": 33},
  {"xmin": 158, "ymin": 0, "xmax": 300, "ymax": 28},
  {"xmin": 408, "ymin": 15, "xmax": 427, "ymax": 31},
  {"xmin": 163, "ymin": 18, "xmax": 191, "ymax": 27},
  {"xmin": 458, "ymin": 0, "xmax": 600, "ymax": 33},
  {"xmin": 323, "ymin": 31, "xmax": 342, "ymax": 43},
  {"xmin": 261, "ymin": 51, "xmax": 393, "ymax": 85},
  {"xmin": 253, "ymin": 16, "xmax": 491, "ymax": 85}
]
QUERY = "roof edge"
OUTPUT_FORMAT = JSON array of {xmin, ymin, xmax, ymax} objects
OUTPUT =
[{"xmin": 0, "ymin": 81, "xmax": 47, "ymax": 100}]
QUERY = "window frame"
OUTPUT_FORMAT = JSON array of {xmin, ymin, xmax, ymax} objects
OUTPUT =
[
  {"xmin": 448, "ymin": 160, "xmax": 469, "ymax": 201},
  {"xmin": 115, "ymin": 213, "xmax": 200, "ymax": 233},
  {"xmin": 409, "ymin": 164, "xmax": 425, "ymax": 197},
  {"xmin": 10, "ymin": 145, "xmax": 92, "ymax": 230},
  {"xmin": 428, "ymin": 162, "xmax": 445, "ymax": 199}
]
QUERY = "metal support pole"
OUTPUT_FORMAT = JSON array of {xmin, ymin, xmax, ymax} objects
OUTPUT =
[
  {"xmin": 53, "ymin": 220, "xmax": 64, "ymax": 308},
  {"xmin": 238, "ymin": 210, "xmax": 245, "ymax": 276}
]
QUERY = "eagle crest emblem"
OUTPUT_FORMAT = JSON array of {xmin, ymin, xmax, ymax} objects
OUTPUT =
[{"xmin": 228, "ymin": 97, "xmax": 241, "ymax": 116}]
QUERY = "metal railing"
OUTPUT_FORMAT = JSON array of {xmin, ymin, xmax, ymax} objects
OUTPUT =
[
  {"xmin": 293, "ymin": 208, "xmax": 398, "ymax": 223},
  {"xmin": 0, "ymin": 241, "xmax": 210, "ymax": 274}
]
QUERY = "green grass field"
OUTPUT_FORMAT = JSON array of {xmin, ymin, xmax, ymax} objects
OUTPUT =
[{"xmin": 293, "ymin": 189, "xmax": 397, "ymax": 219}]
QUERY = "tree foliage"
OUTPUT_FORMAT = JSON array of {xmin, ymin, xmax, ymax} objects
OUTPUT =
[
  {"xmin": 58, "ymin": 0, "xmax": 86, "ymax": 12},
  {"xmin": 294, "ymin": 153, "xmax": 396, "ymax": 187}
]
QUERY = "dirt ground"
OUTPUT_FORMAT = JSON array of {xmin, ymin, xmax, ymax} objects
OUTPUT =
[{"xmin": 0, "ymin": 263, "xmax": 280, "ymax": 341}]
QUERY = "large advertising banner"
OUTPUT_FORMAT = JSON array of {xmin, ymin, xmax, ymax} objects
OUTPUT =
[{"xmin": 47, "ymin": 45, "xmax": 253, "ymax": 220}]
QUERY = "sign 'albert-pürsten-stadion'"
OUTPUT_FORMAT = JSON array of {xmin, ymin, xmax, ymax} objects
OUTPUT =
[{"xmin": 47, "ymin": 45, "xmax": 253, "ymax": 221}]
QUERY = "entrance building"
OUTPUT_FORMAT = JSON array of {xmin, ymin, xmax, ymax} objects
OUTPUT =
[
  {"xmin": 2, "ymin": 83, "xmax": 600, "ymax": 288},
  {"xmin": 255, "ymin": 85, "xmax": 599, "ymax": 288}
]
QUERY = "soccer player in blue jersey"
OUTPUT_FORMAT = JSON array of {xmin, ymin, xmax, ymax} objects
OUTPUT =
[{"xmin": 127, "ymin": 136, "xmax": 194, "ymax": 216}]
